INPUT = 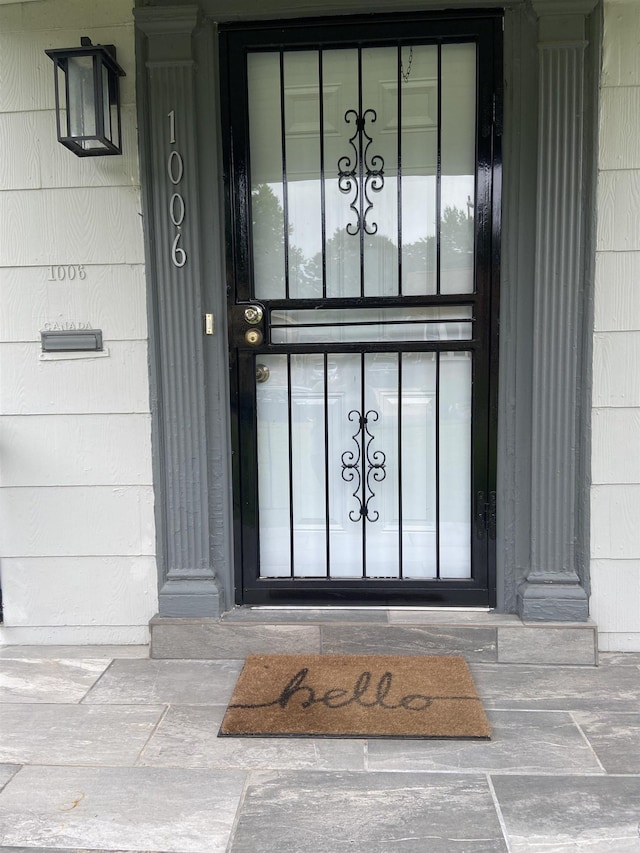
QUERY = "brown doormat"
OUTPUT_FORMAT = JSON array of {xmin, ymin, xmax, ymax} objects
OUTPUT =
[{"xmin": 219, "ymin": 654, "xmax": 491, "ymax": 739}]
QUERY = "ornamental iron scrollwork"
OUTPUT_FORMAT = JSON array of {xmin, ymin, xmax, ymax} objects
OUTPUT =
[
  {"xmin": 337, "ymin": 109, "xmax": 385, "ymax": 237},
  {"xmin": 341, "ymin": 409, "xmax": 387, "ymax": 522}
]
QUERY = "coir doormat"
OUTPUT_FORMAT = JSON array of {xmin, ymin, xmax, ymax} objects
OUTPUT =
[{"xmin": 219, "ymin": 654, "xmax": 491, "ymax": 739}]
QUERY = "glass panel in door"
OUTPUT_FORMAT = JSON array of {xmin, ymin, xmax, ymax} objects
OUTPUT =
[
  {"xmin": 255, "ymin": 346, "xmax": 471, "ymax": 580},
  {"xmin": 247, "ymin": 43, "xmax": 477, "ymax": 301}
]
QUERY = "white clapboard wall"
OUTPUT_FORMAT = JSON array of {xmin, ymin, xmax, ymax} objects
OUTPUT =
[
  {"xmin": 591, "ymin": 0, "xmax": 640, "ymax": 651},
  {"xmin": 0, "ymin": 0, "xmax": 157, "ymax": 645}
]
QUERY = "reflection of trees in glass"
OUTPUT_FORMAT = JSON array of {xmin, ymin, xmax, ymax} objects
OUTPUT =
[
  {"xmin": 403, "ymin": 206, "xmax": 473, "ymax": 289},
  {"xmin": 252, "ymin": 187, "xmax": 472, "ymax": 296},
  {"xmin": 440, "ymin": 205, "xmax": 474, "ymax": 266},
  {"xmin": 251, "ymin": 184, "xmax": 308, "ymax": 297},
  {"xmin": 306, "ymin": 229, "xmax": 398, "ymax": 296},
  {"xmin": 404, "ymin": 206, "xmax": 474, "ymax": 266}
]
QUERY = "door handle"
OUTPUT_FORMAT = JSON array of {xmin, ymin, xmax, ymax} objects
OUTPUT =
[
  {"xmin": 244, "ymin": 305, "xmax": 263, "ymax": 325},
  {"xmin": 256, "ymin": 363, "xmax": 270, "ymax": 383}
]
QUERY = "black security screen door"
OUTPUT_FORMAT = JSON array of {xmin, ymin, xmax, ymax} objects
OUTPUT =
[{"xmin": 221, "ymin": 12, "xmax": 501, "ymax": 606}]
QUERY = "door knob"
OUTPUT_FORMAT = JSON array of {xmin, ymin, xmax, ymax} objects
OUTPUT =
[
  {"xmin": 244, "ymin": 305, "xmax": 264, "ymax": 325},
  {"xmin": 256, "ymin": 363, "xmax": 270, "ymax": 383}
]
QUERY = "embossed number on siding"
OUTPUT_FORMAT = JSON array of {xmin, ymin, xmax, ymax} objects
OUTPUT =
[{"xmin": 48, "ymin": 265, "xmax": 87, "ymax": 281}]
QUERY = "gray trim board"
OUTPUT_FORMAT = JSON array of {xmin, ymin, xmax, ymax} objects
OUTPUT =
[
  {"xmin": 136, "ymin": 6, "xmax": 222, "ymax": 617},
  {"xmin": 499, "ymin": 1, "xmax": 538, "ymax": 612},
  {"xmin": 518, "ymin": 1, "xmax": 597, "ymax": 621}
]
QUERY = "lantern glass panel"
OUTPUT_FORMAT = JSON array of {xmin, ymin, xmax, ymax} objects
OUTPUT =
[
  {"xmin": 67, "ymin": 55, "xmax": 96, "ymax": 141},
  {"xmin": 102, "ymin": 64, "xmax": 112, "ymax": 142}
]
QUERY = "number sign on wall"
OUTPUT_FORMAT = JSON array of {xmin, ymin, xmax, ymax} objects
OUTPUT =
[{"xmin": 168, "ymin": 110, "xmax": 187, "ymax": 268}]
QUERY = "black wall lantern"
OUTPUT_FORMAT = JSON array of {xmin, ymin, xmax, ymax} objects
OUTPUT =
[{"xmin": 45, "ymin": 37, "xmax": 126, "ymax": 157}]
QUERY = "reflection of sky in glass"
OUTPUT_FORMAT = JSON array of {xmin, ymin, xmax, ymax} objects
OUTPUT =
[{"xmin": 269, "ymin": 175, "xmax": 474, "ymax": 259}]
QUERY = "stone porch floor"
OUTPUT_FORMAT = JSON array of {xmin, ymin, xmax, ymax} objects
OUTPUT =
[{"xmin": 0, "ymin": 644, "xmax": 639, "ymax": 851}]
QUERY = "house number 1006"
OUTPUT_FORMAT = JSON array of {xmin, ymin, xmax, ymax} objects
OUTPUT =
[{"xmin": 167, "ymin": 110, "xmax": 187, "ymax": 269}]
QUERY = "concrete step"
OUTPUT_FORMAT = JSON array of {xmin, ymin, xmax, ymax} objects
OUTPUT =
[{"xmin": 150, "ymin": 609, "xmax": 598, "ymax": 665}]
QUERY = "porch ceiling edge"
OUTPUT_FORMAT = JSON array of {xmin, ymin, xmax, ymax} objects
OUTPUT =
[{"xmin": 135, "ymin": 0, "xmax": 526, "ymax": 20}]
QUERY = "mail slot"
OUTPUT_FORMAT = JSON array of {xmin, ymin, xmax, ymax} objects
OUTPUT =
[{"xmin": 41, "ymin": 329, "xmax": 103, "ymax": 352}]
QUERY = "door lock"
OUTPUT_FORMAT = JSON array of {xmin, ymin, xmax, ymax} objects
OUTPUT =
[
  {"xmin": 245, "ymin": 328, "xmax": 264, "ymax": 346},
  {"xmin": 244, "ymin": 305, "xmax": 264, "ymax": 325}
]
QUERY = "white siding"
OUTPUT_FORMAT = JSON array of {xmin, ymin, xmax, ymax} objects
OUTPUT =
[
  {"xmin": 592, "ymin": 0, "xmax": 640, "ymax": 651},
  {"xmin": 0, "ymin": 342, "xmax": 150, "ymax": 415},
  {"xmin": 0, "ymin": 415, "xmax": 153, "ymax": 487},
  {"xmin": 0, "ymin": 557, "xmax": 158, "ymax": 628},
  {"xmin": 0, "ymin": 264, "xmax": 147, "ymax": 342},
  {"xmin": 0, "ymin": 0, "xmax": 157, "ymax": 646},
  {"xmin": 595, "ymin": 252, "xmax": 640, "ymax": 331}
]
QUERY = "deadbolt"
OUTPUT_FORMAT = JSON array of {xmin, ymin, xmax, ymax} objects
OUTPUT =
[
  {"xmin": 244, "ymin": 305, "xmax": 264, "ymax": 325},
  {"xmin": 245, "ymin": 328, "xmax": 263, "ymax": 346},
  {"xmin": 256, "ymin": 363, "xmax": 270, "ymax": 383}
]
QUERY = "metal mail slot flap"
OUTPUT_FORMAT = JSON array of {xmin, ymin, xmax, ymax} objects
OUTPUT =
[{"xmin": 41, "ymin": 329, "xmax": 103, "ymax": 352}]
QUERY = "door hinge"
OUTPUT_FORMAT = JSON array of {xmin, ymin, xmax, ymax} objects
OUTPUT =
[
  {"xmin": 487, "ymin": 490, "xmax": 497, "ymax": 540},
  {"xmin": 204, "ymin": 313, "xmax": 215, "ymax": 336},
  {"xmin": 493, "ymin": 92, "xmax": 503, "ymax": 138},
  {"xmin": 477, "ymin": 490, "xmax": 497, "ymax": 540}
]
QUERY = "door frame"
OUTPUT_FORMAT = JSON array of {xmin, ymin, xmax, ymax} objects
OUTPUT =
[{"xmin": 220, "ymin": 10, "xmax": 502, "ymax": 607}]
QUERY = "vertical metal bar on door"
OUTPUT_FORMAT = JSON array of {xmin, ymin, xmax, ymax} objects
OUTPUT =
[
  {"xmin": 435, "ymin": 351, "xmax": 441, "ymax": 578},
  {"xmin": 397, "ymin": 43, "xmax": 403, "ymax": 298},
  {"xmin": 398, "ymin": 352, "xmax": 404, "ymax": 578},
  {"xmin": 358, "ymin": 47, "xmax": 365, "ymax": 298},
  {"xmin": 279, "ymin": 51, "xmax": 291, "ymax": 300},
  {"xmin": 287, "ymin": 354, "xmax": 294, "ymax": 577},
  {"xmin": 360, "ymin": 351, "xmax": 367, "ymax": 577},
  {"xmin": 324, "ymin": 352, "xmax": 331, "ymax": 578},
  {"xmin": 436, "ymin": 43, "xmax": 442, "ymax": 296},
  {"xmin": 319, "ymin": 49, "xmax": 328, "ymax": 300}
]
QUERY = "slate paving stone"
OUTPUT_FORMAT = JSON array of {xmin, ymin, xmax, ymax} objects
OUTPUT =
[
  {"xmin": 0, "ymin": 765, "xmax": 246, "ymax": 853},
  {"xmin": 573, "ymin": 711, "xmax": 640, "ymax": 774},
  {"xmin": 137, "ymin": 704, "xmax": 366, "ymax": 770},
  {"xmin": 228, "ymin": 770, "xmax": 508, "ymax": 852},
  {"xmin": 497, "ymin": 626, "xmax": 596, "ymax": 665},
  {"xmin": 367, "ymin": 710, "xmax": 605, "ymax": 774},
  {"xmin": 470, "ymin": 662, "xmax": 640, "ymax": 711},
  {"xmin": 599, "ymin": 652, "xmax": 640, "ymax": 667},
  {"xmin": 0, "ymin": 764, "xmax": 21, "ymax": 793},
  {"xmin": 321, "ymin": 624, "xmax": 498, "ymax": 661},
  {"xmin": 151, "ymin": 622, "xmax": 321, "ymax": 659},
  {"xmin": 82, "ymin": 659, "xmax": 243, "ymax": 706},
  {"xmin": 222, "ymin": 607, "xmax": 388, "ymax": 623},
  {"xmin": 0, "ymin": 704, "xmax": 166, "ymax": 766},
  {"xmin": 492, "ymin": 775, "xmax": 640, "ymax": 852},
  {"xmin": 0, "ymin": 645, "xmax": 149, "ymax": 660},
  {"xmin": 388, "ymin": 611, "xmax": 519, "ymax": 625},
  {"xmin": 0, "ymin": 658, "xmax": 110, "ymax": 703}
]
